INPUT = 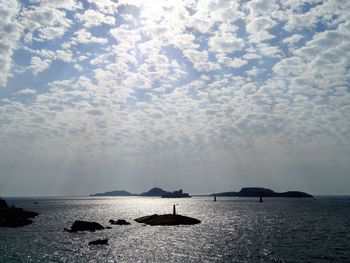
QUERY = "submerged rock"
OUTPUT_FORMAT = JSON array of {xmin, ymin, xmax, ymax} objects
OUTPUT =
[
  {"xmin": 65, "ymin": 220, "xmax": 105, "ymax": 233},
  {"xmin": 109, "ymin": 219, "xmax": 131, "ymax": 225},
  {"xmin": 134, "ymin": 214, "xmax": 201, "ymax": 226},
  {"xmin": 88, "ymin": 238, "xmax": 108, "ymax": 245},
  {"xmin": 0, "ymin": 198, "xmax": 38, "ymax": 227}
]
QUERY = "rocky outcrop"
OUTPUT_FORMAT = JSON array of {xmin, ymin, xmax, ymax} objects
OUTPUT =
[
  {"xmin": 134, "ymin": 214, "xmax": 201, "ymax": 226},
  {"xmin": 0, "ymin": 198, "xmax": 38, "ymax": 227},
  {"xmin": 65, "ymin": 220, "xmax": 105, "ymax": 232},
  {"xmin": 88, "ymin": 239, "xmax": 108, "ymax": 245},
  {"xmin": 109, "ymin": 219, "xmax": 131, "ymax": 225}
]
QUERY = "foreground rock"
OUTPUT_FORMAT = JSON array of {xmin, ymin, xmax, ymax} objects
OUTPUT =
[
  {"xmin": 0, "ymin": 198, "xmax": 38, "ymax": 227},
  {"xmin": 65, "ymin": 220, "xmax": 105, "ymax": 232},
  {"xmin": 109, "ymin": 219, "xmax": 131, "ymax": 225},
  {"xmin": 89, "ymin": 239, "xmax": 108, "ymax": 246},
  {"xmin": 135, "ymin": 214, "xmax": 201, "ymax": 226}
]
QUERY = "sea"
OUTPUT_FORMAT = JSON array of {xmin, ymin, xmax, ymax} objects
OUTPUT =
[{"xmin": 0, "ymin": 196, "xmax": 349, "ymax": 263}]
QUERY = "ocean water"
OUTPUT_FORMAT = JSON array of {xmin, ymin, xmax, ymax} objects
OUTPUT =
[{"xmin": 0, "ymin": 196, "xmax": 349, "ymax": 263}]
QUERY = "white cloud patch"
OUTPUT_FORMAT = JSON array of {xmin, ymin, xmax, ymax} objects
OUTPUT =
[
  {"xmin": 0, "ymin": 0, "xmax": 22, "ymax": 87},
  {"xmin": 75, "ymin": 9, "xmax": 115, "ymax": 28},
  {"xmin": 71, "ymin": 29, "xmax": 108, "ymax": 45},
  {"xmin": 246, "ymin": 16, "xmax": 277, "ymax": 43},
  {"xmin": 29, "ymin": 56, "xmax": 51, "ymax": 75},
  {"xmin": 16, "ymin": 88, "xmax": 36, "ymax": 95}
]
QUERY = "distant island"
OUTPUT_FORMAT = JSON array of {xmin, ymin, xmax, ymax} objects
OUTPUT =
[
  {"xmin": 90, "ymin": 187, "xmax": 191, "ymax": 197},
  {"xmin": 90, "ymin": 190, "xmax": 135, "ymax": 197},
  {"xmin": 212, "ymin": 187, "xmax": 313, "ymax": 198},
  {"xmin": 162, "ymin": 189, "xmax": 191, "ymax": 198},
  {"xmin": 140, "ymin": 187, "xmax": 170, "ymax": 196},
  {"xmin": 90, "ymin": 187, "xmax": 312, "ymax": 198}
]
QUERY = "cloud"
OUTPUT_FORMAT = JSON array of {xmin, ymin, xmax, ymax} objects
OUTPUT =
[
  {"xmin": 71, "ymin": 29, "xmax": 108, "ymax": 45},
  {"xmin": 208, "ymin": 31, "xmax": 244, "ymax": 53},
  {"xmin": 246, "ymin": 16, "xmax": 277, "ymax": 43},
  {"xmin": 21, "ymin": 4, "xmax": 73, "ymax": 41},
  {"xmin": 29, "ymin": 56, "xmax": 51, "ymax": 75},
  {"xmin": 16, "ymin": 88, "xmax": 36, "ymax": 95},
  {"xmin": 75, "ymin": 9, "xmax": 115, "ymax": 28},
  {"xmin": 0, "ymin": 0, "xmax": 22, "ymax": 87}
]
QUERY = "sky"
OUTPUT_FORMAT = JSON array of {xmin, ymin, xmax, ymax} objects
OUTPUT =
[{"xmin": 0, "ymin": 0, "xmax": 349, "ymax": 196}]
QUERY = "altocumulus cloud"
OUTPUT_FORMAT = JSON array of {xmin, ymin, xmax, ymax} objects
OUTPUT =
[{"xmin": 0, "ymin": 0, "xmax": 349, "ymax": 196}]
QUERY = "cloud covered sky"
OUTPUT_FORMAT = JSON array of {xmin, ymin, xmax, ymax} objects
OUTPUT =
[{"xmin": 0, "ymin": 0, "xmax": 349, "ymax": 196}]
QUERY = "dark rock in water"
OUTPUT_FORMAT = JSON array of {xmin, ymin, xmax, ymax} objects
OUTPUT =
[
  {"xmin": 134, "ymin": 214, "xmax": 201, "ymax": 226},
  {"xmin": 65, "ymin": 220, "xmax": 105, "ymax": 233},
  {"xmin": 88, "ymin": 239, "xmax": 108, "ymax": 246},
  {"xmin": 0, "ymin": 198, "xmax": 38, "ymax": 227},
  {"xmin": 109, "ymin": 219, "xmax": 131, "ymax": 225}
]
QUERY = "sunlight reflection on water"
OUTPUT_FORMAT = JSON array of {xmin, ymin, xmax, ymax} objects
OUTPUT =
[{"xmin": 0, "ymin": 197, "xmax": 350, "ymax": 262}]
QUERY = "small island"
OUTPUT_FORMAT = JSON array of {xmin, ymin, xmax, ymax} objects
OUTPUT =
[
  {"xmin": 212, "ymin": 187, "xmax": 313, "ymax": 198},
  {"xmin": 162, "ymin": 189, "xmax": 191, "ymax": 198}
]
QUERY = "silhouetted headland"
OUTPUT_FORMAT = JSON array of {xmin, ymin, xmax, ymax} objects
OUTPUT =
[
  {"xmin": 212, "ymin": 187, "xmax": 313, "ymax": 198},
  {"xmin": 0, "ymin": 198, "xmax": 38, "ymax": 227}
]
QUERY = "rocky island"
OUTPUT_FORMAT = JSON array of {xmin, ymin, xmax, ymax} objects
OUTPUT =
[
  {"xmin": 0, "ymin": 198, "xmax": 38, "ymax": 227},
  {"xmin": 162, "ymin": 189, "xmax": 191, "ymax": 198},
  {"xmin": 135, "ymin": 214, "xmax": 201, "ymax": 226},
  {"xmin": 135, "ymin": 204, "xmax": 200, "ymax": 226},
  {"xmin": 64, "ymin": 220, "xmax": 105, "ymax": 232},
  {"xmin": 90, "ymin": 190, "xmax": 134, "ymax": 196},
  {"xmin": 212, "ymin": 187, "xmax": 313, "ymax": 198}
]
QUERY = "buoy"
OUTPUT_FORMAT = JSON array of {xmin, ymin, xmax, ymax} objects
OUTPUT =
[
  {"xmin": 259, "ymin": 196, "xmax": 263, "ymax": 203},
  {"xmin": 214, "ymin": 195, "xmax": 217, "ymax": 202},
  {"xmin": 173, "ymin": 204, "xmax": 176, "ymax": 215}
]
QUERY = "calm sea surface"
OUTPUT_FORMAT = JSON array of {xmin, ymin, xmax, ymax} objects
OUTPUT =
[{"xmin": 0, "ymin": 196, "xmax": 349, "ymax": 262}]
